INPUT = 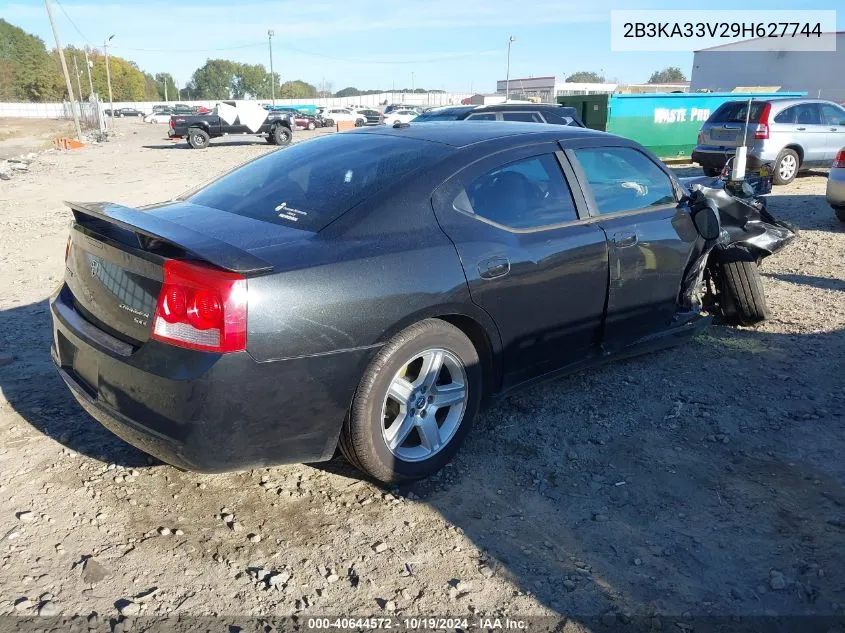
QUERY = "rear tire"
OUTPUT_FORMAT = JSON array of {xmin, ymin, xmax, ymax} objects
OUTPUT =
[
  {"xmin": 773, "ymin": 148, "xmax": 799, "ymax": 185},
  {"xmin": 272, "ymin": 125, "xmax": 292, "ymax": 146},
  {"xmin": 339, "ymin": 319, "xmax": 482, "ymax": 483},
  {"xmin": 718, "ymin": 254, "xmax": 769, "ymax": 325},
  {"xmin": 703, "ymin": 166, "xmax": 721, "ymax": 178},
  {"xmin": 834, "ymin": 207, "xmax": 845, "ymax": 222},
  {"xmin": 187, "ymin": 128, "xmax": 210, "ymax": 149}
]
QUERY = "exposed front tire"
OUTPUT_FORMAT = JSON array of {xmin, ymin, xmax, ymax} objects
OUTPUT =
[
  {"xmin": 834, "ymin": 207, "xmax": 845, "ymax": 222},
  {"xmin": 307, "ymin": 121, "xmax": 316, "ymax": 130},
  {"xmin": 355, "ymin": 118, "xmax": 365, "ymax": 127},
  {"xmin": 718, "ymin": 254, "xmax": 769, "ymax": 325},
  {"xmin": 339, "ymin": 319, "xmax": 482, "ymax": 483},
  {"xmin": 272, "ymin": 125, "xmax": 292, "ymax": 146},
  {"xmin": 187, "ymin": 128, "xmax": 210, "ymax": 149},
  {"xmin": 773, "ymin": 148, "xmax": 799, "ymax": 185}
]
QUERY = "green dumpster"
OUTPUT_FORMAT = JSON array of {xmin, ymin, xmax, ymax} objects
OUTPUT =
[{"xmin": 556, "ymin": 94, "xmax": 608, "ymax": 131}]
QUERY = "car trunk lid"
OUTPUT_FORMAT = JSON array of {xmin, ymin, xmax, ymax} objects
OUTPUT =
[{"xmin": 65, "ymin": 200, "xmax": 305, "ymax": 345}]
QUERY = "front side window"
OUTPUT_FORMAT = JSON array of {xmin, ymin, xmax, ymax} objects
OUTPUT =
[
  {"xmin": 452, "ymin": 154, "xmax": 578, "ymax": 229},
  {"xmin": 821, "ymin": 104, "xmax": 845, "ymax": 126},
  {"xmin": 501, "ymin": 112, "xmax": 544, "ymax": 123},
  {"xmin": 573, "ymin": 146, "xmax": 676, "ymax": 215}
]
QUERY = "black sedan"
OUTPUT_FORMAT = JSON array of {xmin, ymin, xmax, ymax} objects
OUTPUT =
[{"xmin": 51, "ymin": 122, "xmax": 723, "ymax": 482}]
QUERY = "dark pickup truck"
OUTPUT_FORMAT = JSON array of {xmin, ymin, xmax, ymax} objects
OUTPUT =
[{"xmin": 169, "ymin": 103, "xmax": 294, "ymax": 149}]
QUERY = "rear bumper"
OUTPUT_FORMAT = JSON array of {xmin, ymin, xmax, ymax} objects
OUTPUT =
[
  {"xmin": 692, "ymin": 148, "xmax": 764, "ymax": 171},
  {"xmin": 50, "ymin": 284, "xmax": 374, "ymax": 472},
  {"xmin": 826, "ymin": 167, "xmax": 845, "ymax": 208}
]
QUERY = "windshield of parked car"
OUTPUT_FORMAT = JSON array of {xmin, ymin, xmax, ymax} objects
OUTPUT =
[
  {"xmin": 187, "ymin": 134, "xmax": 449, "ymax": 231},
  {"xmin": 412, "ymin": 107, "xmax": 474, "ymax": 122}
]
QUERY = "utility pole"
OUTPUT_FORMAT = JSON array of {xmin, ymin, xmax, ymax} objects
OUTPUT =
[
  {"xmin": 44, "ymin": 0, "xmax": 82, "ymax": 140},
  {"xmin": 175, "ymin": 79, "xmax": 181, "ymax": 101},
  {"xmin": 84, "ymin": 47, "xmax": 94, "ymax": 98},
  {"xmin": 268, "ymin": 30, "xmax": 276, "ymax": 105},
  {"xmin": 505, "ymin": 35, "xmax": 515, "ymax": 100},
  {"xmin": 164, "ymin": 78, "xmax": 168, "ymax": 102},
  {"xmin": 411, "ymin": 71, "xmax": 415, "ymax": 92},
  {"xmin": 104, "ymin": 34, "xmax": 115, "ymax": 131},
  {"xmin": 72, "ymin": 55, "xmax": 83, "ymax": 106}
]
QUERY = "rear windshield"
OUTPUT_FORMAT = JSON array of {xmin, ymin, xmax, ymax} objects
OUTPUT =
[
  {"xmin": 709, "ymin": 101, "xmax": 769, "ymax": 123},
  {"xmin": 412, "ymin": 107, "xmax": 474, "ymax": 122},
  {"xmin": 187, "ymin": 134, "xmax": 448, "ymax": 231}
]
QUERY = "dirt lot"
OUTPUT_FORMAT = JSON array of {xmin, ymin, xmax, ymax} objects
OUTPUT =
[
  {"xmin": 0, "ymin": 119, "xmax": 843, "ymax": 629},
  {"xmin": 0, "ymin": 119, "xmax": 76, "ymax": 161}
]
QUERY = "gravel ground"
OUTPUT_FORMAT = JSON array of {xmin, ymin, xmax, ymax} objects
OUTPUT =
[{"xmin": 0, "ymin": 120, "xmax": 843, "ymax": 629}]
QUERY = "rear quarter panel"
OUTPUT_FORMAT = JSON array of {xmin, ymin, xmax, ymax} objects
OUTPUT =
[{"xmin": 244, "ymin": 188, "xmax": 480, "ymax": 363}]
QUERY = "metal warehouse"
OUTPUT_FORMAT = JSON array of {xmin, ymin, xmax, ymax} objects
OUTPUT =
[{"xmin": 690, "ymin": 32, "xmax": 845, "ymax": 103}]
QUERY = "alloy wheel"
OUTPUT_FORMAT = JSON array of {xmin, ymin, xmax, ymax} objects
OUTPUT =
[
  {"xmin": 779, "ymin": 154, "xmax": 797, "ymax": 180},
  {"xmin": 380, "ymin": 348, "xmax": 468, "ymax": 462}
]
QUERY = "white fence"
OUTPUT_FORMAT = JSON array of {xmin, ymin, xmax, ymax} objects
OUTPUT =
[{"xmin": 0, "ymin": 92, "xmax": 473, "ymax": 119}]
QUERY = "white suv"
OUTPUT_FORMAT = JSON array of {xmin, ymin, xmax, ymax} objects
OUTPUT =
[{"xmin": 323, "ymin": 108, "xmax": 366, "ymax": 127}]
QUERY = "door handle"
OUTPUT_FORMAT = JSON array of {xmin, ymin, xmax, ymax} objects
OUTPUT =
[
  {"xmin": 612, "ymin": 231, "xmax": 638, "ymax": 248},
  {"xmin": 478, "ymin": 256, "xmax": 510, "ymax": 279},
  {"xmin": 831, "ymin": 127, "xmax": 839, "ymax": 132},
  {"xmin": 797, "ymin": 127, "xmax": 806, "ymax": 131}
]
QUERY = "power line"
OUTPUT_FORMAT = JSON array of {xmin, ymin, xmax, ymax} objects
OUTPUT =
[
  {"xmin": 111, "ymin": 42, "xmax": 265, "ymax": 53},
  {"xmin": 53, "ymin": 0, "xmax": 91, "ymax": 45}
]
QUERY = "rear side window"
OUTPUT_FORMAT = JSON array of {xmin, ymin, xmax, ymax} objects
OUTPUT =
[
  {"xmin": 794, "ymin": 103, "xmax": 821, "ymax": 125},
  {"xmin": 188, "ymin": 135, "xmax": 447, "ymax": 232},
  {"xmin": 710, "ymin": 101, "xmax": 769, "ymax": 123},
  {"xmin": 774, "ymin": 106, "xmax": 796, "ymax": 124},
  {"xmin": 573, "ymin": 147, "xmax": 677, "ymax": 215},
  {"xmin": 452, "ymin": 154, "xmax": 579, "ymax": 229},
  {"xmin": 412, "ymin": 107, "xmax": 473, "ymax": 121},
  {"xmin": 501, "ymin": 112, "xmax": 543, "ymax": 123}
]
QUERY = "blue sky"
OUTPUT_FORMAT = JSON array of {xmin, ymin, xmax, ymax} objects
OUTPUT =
[{"xmin": 3, "ymin": 0, "xmax": 842, "ymax": 92}]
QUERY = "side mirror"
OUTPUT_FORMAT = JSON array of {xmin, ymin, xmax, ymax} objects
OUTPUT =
[{"xmin": 691, "ymin": 198, "xmax": 721, "ymax": 241}]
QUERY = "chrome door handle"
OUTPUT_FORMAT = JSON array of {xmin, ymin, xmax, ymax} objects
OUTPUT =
[
  {"xmin": 612, "ymin": 231, "xmax": 638, "ymax": 248},
  {"xmin": 797, "ymin": 127, "xmax": 807, "ymax": 131}
]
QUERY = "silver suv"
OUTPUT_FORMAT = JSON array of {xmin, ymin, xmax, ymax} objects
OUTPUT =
[{"xmin": 692, "ymin": 98, "xmax": 845, "ymax": 185}]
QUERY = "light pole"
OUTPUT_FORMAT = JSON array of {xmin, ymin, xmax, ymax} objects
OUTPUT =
[
  {"xmin": 505, "ymin": 36, "xmax": 515, "ymax": 100},
  {"xmin": 84, "ymin": 48, "xmax": 94, "ymax": 98},
  {"xmin": 268, "ymin": 29, "xmax": 276, "ymax": 105},
  {"xmin": 104, "ymin": 34, "xmax": 115, "ymax": 130}
]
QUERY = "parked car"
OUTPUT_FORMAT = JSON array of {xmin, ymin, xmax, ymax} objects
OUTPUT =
[
  {"xmin": 322, "ymin": 108, "xmax": 367, "ymax": 127},
  {"xmin": 169, "ymin": 103, "xmax": 294, "ymax": 148},
  {"xmin": 295, "ymin": 112, "xmax": 321, "ymax": 130},
  {"xmin": 106, "ymin": 107, "xmax": 145, "ymax": 118},
  {"xmin": 383, "ymin": 109, "xmax": 419, "ymax": 126},
  {"xmin": 411, "ymin": 104, "xmax": 585, "ymax": 127},
  {"xmin": 384, "ymin": 104, "xmax": 418, "ymax": 115},
  {"xmin": 692, "ymin": 98, "xmax": 845, "ymax": 185},
  {"xmin": 826, "ymin": 148, "xmax": 845, "ymax": 221},
  {"xmin": 144, "ymin": 111, "xmax": 173, "ymax": 124},
  {"xmin": 356, "ymin": 109, "xmax": 383, "ymax": 125},
  {"xmin": 50, "ymin": 122, "xmax": 790, "ymax": 483}
]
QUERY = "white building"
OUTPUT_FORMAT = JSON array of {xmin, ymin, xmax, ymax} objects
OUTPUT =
[
  {"xmin": 496, "ymin": 76, "xmax": 617, "ymax": 102},
  {"xmin": 690, "ymin": 32, "xmax": 845, "ymax": 102}
]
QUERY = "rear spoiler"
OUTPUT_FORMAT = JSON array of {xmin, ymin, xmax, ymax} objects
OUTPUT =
[{"xmin": 67, "ymin": 201, "xmax": 273, "ymax": 275}]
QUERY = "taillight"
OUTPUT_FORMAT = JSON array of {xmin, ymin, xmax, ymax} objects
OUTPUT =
[
  {"xmin": 753, "ymin": 103, "xmax": 771, "ymax": 140},
  {"xmin": 151, "ymin": 260, "xmax": 247, "ymax": 353},
  {"xmin": 697, "ymin": 131, "xmax": 704, "ymax": 144},
  {"xmin": 169, "ymin": 118, "xmax": 175, "ymax": 129},
  {"xmin": 833, "ymin": 149, "xmax": 845, "ymax": 169}
]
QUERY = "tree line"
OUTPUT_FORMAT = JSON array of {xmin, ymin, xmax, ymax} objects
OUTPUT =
[
  {"xmin": 564, "ymin": 67, "xmax": 687, "ymax": 84},
  {"xmin": 1, "ymin": 19, "xmax": 437, "ymax": 103}
]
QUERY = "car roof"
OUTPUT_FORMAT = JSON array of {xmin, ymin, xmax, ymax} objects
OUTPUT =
[
  {"xmin": 349, "ymin": 120, "xmax": 609, "ymax": 148},
  {"xmin": 719, "ymin": 97, "xmax": 838, "ymax": 109},
  {"xmin": 473, "ymin": 103, "xmax": 573, "ymax": 111}
]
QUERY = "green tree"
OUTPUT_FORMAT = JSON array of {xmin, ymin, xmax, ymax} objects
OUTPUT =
[
  {"xmin": 647, "ymin": 66, "xmax": 687, "ymax": 84},
  {"xmin": 186, "ymin": 59, "xmax": 241, "ymax": 99},
  {"xmin": 154, "ymin": 72, "xmax": 178, "ymax": 100},
  {"xmin": 278, "ymin": 80, "xmax": 317, "ymax": 99},
  {"xmin": 565, "ymin": 71, "xmax": 604, "ymax": 83},
  {"xmin": 334, "ymin": 86, "xmax": 361, "ymax": 97},
  {"xmin": 0, "ymin": 19, "xmax": 63, "ymax": 101}
]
